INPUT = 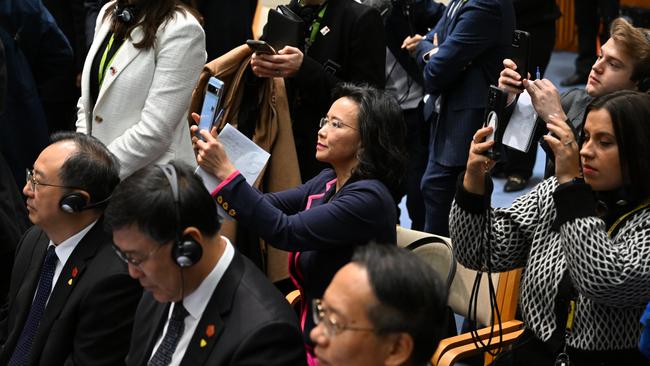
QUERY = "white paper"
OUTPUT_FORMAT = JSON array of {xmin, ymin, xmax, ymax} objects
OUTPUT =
[
  {"xmin": 195, "ymin": 124, "xmax": 271, "ymax": 218},
  {"xmin": 502, "ymin": 90, "xmax": 538, "ymax": 152}
]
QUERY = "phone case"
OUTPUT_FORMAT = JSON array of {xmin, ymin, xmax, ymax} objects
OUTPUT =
[
  {"xmin": 512, "ymin": 30, "xmax": 531, "ymax": 80},
  {"xmin": 483, "ymin": 85, "xmax": 508, "ymax": 160}
]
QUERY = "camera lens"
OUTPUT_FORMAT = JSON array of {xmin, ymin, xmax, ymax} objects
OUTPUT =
[{"xmin": 208, "ymin": 85, "xmax": 216, "ymax": 93}]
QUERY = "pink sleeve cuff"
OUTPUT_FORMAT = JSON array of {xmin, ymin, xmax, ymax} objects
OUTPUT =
[{"xmin": 211, "ymin": 170, "xmax": 241, "ymax": 196}]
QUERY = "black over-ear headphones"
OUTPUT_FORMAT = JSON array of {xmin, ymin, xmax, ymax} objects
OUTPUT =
[
  {"xmin": 59, "ymin": 192, "xmax": 111, "ymax": 213},
  {"xmin": 157, "ymin": 164, "xmax": 203, "ymax": 268},
  {"xmin": 114, "ymin": 4, "xmax": 139, "ymax": 24}
]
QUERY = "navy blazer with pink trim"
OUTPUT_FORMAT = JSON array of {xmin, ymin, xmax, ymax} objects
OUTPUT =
[{"xmin": 213, "ymin": 168, "xmax": 396, "ymax": 345}]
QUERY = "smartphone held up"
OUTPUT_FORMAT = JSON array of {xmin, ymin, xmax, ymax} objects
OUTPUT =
[{"xmin": 197, "ymin": 77, "xmax": 225, "ymax": 141}]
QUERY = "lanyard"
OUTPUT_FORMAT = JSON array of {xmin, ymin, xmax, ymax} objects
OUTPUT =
[
  {"xmin": 98, "ymin": 34, "xmax": 121, "ymax": 87},
  {"xmin": 306, "ymin": 4, "xmax": 328, "ymax": 48},
  {"xmin": 607, "ymin": 197, "xmax": 650, "ymax": 236}
]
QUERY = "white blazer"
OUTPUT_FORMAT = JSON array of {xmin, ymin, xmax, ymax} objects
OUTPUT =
[{"xmin": 76, "ymin": 3, "xmax": 206, "ymax": 178}]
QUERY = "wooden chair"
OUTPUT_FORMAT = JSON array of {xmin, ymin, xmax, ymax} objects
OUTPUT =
[{"xmin": 396, "ymin": 226, "xmax": 523, "ymax": 365}]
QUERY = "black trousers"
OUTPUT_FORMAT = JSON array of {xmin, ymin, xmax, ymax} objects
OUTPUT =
[{"xmin": 573, "ymin": 0, "xmax": 620, "ymax": 76}]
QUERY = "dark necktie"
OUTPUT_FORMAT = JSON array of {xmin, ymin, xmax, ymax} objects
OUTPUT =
[
  {"xmin": 8, "ymin": 245, "xmax": 58, "ymax": 366},
  {"xmin": 148, "ymin": 302, "xmax": 189, "ymax": 366}
]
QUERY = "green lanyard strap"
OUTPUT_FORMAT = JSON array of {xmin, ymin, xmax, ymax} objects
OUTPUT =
[
  {"xmin": 98, "ymin": 34, "xmax": 122, "ymax": 87},
  {"xmin": 307, "ymin": 4, "xmax": 328, "ymax": 47}
]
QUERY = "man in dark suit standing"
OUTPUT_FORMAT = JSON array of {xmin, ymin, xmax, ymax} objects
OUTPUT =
[
  {"xmin": 407, "ymin": 0, "xmax": 514, "ymax": 236},
  {"xmin": 0, "ymin": 132, "xmax": 142, "ymax": 365},
  {"xmin": 105, "ymin": 162, "xmax": 306, "ymax": 366}
]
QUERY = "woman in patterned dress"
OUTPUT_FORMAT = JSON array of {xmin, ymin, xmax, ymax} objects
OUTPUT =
[{"xmin": 450, "ymin": 90, "xmax": 650, "ymax": 365}]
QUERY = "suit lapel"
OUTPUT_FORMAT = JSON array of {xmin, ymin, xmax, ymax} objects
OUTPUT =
[
  {"xmin": 180, "ymin": 253, "xmax": 245, "ymax": 366},
  {"xmin": 133, "ymin": 298, "xmax": 171, "ymax": 366},
  {"xmin": 94, "ymin": 27, "xmax": 144, "ymax": 108},
  {"xmin": 4, "ymin": 232, "xmax": 49, "ymax": 351},
  {"xmin": 28, "ymin": 220, "xmax": 106, "ymax": 361}
]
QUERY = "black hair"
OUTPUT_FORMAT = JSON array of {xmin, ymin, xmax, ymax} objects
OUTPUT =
[
  {"xmin": 51, "ymin": 132, "xmax": 120, "ymax": 205},
  {"xmin": 332, "ymin": 83, "xmax": 407, "ymax": 201},
  {"xmin": 104, "ymin": 161, "xmax": 221, "ymax": 244},
  {"xmin": 584, "ymin": 90, "xmax": 650, "ymax": 202},
  {"xmin": 352, "ymin": 243, "xmax": 446, "ymax": 365},
  {"xmin": 105, "ymin": 0, "xmax": 200, "ymax": 50}
]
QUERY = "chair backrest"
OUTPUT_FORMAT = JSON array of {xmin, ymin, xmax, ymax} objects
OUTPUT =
[
  {"xmin": 396, "ymin": 226, "xmax": 456, "ymax": 298},
  {"xmin": 396, "ymin": 226, "xmax": 520, "ymax": 327}
]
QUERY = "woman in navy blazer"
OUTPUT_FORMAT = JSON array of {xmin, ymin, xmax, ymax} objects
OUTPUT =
[{"xmin": 192, "ymin": 83, "xmax": 406, "ymax": 364}]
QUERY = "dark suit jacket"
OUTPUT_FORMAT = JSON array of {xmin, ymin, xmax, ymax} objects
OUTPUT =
[
  {"xmin": 415, "ymin": 0, "xmax": 514, "ymax": 167},
  {"xmin": 287, "ymin": 0, "xmax": 386, "ymax": 180},
  {"xmin": 126, "ymin": 250, "xmax": 306, "ymax": 366},
  {"xmin": 0, "ymin": 219, "xmax": 142, "ymax": 366}
]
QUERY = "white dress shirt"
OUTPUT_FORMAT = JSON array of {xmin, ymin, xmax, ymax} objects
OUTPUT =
[
  {"xmin": 149, "ymin": 237, "xmax": 235, "ymax": 366},
  {"xmin": 38, "ymin": 220, "xmax": 97, "ymax": 305}
]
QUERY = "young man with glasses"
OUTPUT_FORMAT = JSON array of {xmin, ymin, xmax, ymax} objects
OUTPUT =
[
  {"xmin": 104, "ymin": 162, "xmax": 306, "ymax": 366},
  {"xmin": 0, "ymin": 132, "xmax": 141, "ymax": 365},
  {"xmin": 310, "ymin": 244, "xmax": 447, "ymax": 366}
]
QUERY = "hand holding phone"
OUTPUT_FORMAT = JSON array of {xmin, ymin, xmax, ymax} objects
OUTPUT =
[
  {"xmin": 511, "ymin": 30, "xmax": 531, "ymax": 82},
  {"xmin": 246, "ymin": 40, "xmax": 277, "ymax": 55}
]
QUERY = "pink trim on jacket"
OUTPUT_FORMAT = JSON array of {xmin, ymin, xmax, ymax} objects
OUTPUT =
[{"xmin": 210, "ymin": 170, "xmax": 241, "ymax": 196}]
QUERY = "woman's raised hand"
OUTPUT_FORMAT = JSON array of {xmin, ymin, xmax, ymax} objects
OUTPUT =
[
  {"xmin": 190, "ymin": 112, "xmax": 237, "ymax": 181},
  {"xmin": 542, "ymin": 114, "xmax": 582, "ymax": 184},
  {"xmin": 463, "ymin": 126, "xmax": 496, "ymax": 195}
]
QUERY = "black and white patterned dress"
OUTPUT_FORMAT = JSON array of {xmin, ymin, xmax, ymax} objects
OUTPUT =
[{"xmin": 450, "ymin": 176, "xmax": 650, "ymax": 351}]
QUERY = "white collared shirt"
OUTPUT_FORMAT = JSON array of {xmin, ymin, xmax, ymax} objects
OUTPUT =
[
  {"xmin": 149, "ymin": 237, "xmax": 235, "ymax": 366},
  {"xmin": 37, "ymin": 220, "xmax": 97, "ymax": 305}
]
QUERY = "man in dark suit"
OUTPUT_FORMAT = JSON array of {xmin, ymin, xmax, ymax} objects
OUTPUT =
[
  {"xmin": 0, "ymin": 132, "xmax": 142, "ymax": 365},
  {"xmin": 104, "ymin": 162, "xmax": 306, "ymax": 366},
  {"xmin": 410, "ymin": 0, "xmax": 514, "ymax": 236},
  {"xmin": 250, "ymin": 0, "xmax": 386, "ymax": 182}
]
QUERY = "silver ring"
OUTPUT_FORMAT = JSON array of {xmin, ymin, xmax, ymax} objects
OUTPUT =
[{"xmin": 563, "ymin": 140, "xmax": 574, "ymax": 146}]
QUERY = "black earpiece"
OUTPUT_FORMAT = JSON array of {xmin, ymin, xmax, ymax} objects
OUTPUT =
[
  {"xmin": 157, "ymin": 164, "xmax": 203, "ymax": 268},
  {"xmin": 59, "ymin": 192, "xmax": 89, "ymax": 214},
  {"xmin": 114, "ymin": 4, "xmax": 139, "ymax": 24}
]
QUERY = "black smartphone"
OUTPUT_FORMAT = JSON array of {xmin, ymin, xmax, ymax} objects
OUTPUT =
[
  {"xmin": 246, "ymin": 39, "xmax": 277, "ymax": 55},
  {"xmin": 511, "ymin": 30, "xmax": 531, "ymax": 81},
  {"xmin": 482, "ymin": 85, "xmax": 508, "ymax": 161}
]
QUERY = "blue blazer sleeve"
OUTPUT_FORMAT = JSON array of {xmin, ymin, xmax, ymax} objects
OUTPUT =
[
  {"xmin": 415, "ymin": 0, "xmax": 504, "ymax": 95},
  {"xmin": 215, "ymin": 173, "xmax": 394, "ymax": 252}
]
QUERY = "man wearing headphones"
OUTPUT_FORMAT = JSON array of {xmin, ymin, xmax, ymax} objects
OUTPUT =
[
  {"xmin": 0, "ymin": 132, "xmax": 142, "ymax": 365},
  {"xmin": 104, "ymin": 162, "xmax": 306, "ymax": 366}
]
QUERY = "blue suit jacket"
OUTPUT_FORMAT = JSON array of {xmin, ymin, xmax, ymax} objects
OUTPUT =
[
  {"xmin": 416, "ymin": 0, "xmax": 514, "ymax": 167},
  {"xmin": 214, "ymin": 169, "xmax": 396, "ymax": 345}
]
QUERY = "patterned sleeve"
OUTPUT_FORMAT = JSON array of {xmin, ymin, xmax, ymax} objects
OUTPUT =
[
  {"xmin": 555, "ymin": 184, "xmax": 650, "ymax": 307},
  {"xmin": 450, "ymin": 176, "xmax": 557, "ymax": 272}
]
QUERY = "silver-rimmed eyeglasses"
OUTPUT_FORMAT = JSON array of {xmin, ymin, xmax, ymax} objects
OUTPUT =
[
  {"xmin": 312, "ymin": 298, "xmax": 375, "ymax": 337},
  {"xmin": 319, "ymin": 117, "xmax": 357, "ymax": 130},
  {"xmin": 112, "ymin": 244, "xmax": 165, "ymax": 268},
  {"xmin": 26, "ymin": 169, "xmax": 80, "ymax": 191}
]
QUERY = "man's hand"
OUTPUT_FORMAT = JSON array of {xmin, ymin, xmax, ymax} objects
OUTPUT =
[
  {"xmin": 250, "ymin": 46, "xmax": 304, "ymax": 78},
  {"xmin": 523, "ymin": 78, "xmax": 567, "ymax": 123},
  {"xmin": 401, "ymin": 34, "xmax": 424, "ymax": 57},
  {"xmin": 498, "ymin": 58, "xmax": 527, "ymax": 105}
]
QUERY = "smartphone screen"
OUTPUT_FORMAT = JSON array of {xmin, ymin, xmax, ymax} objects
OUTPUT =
[{"xmin": 197, "ymin": 77, "xmax": 224, "ymax": 140}]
